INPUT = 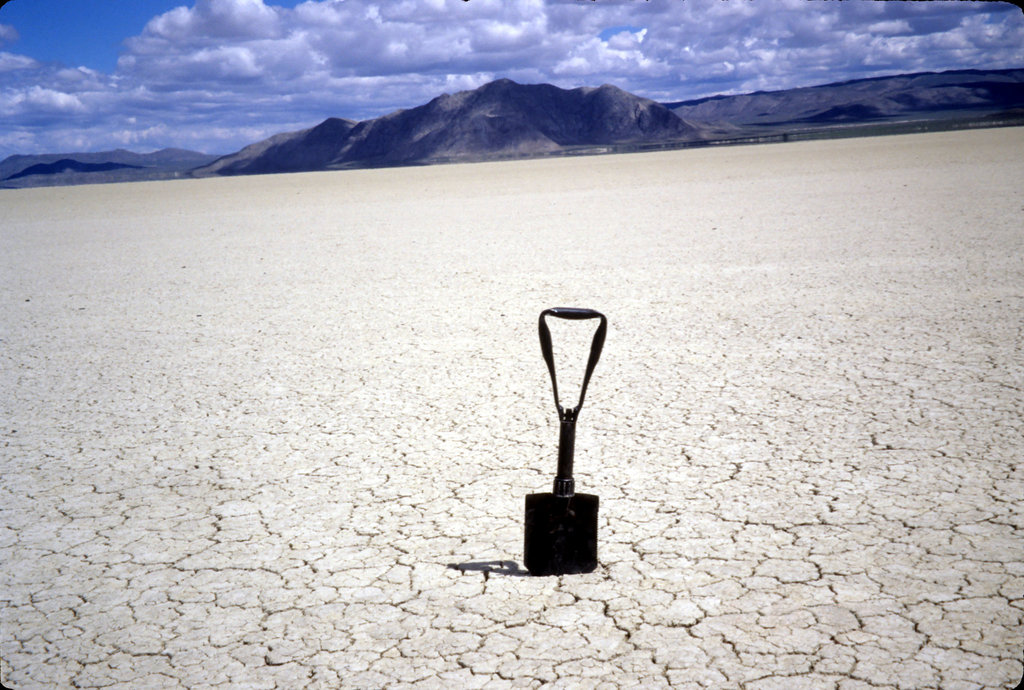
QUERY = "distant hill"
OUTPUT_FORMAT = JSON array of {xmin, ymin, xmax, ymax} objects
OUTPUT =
[
  {"xmin": 195, "ymin": 79, "xmax": 702, "ymax": 176},
  {"xmin": 0, "ymin": 148, "xmax": 218, "ymax": 188},
  {"xmin": 663, "ymin": 68, "xmax": 1024, "ymax": 136}
]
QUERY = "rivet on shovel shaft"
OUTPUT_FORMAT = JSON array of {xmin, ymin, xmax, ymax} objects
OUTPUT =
[{"xmin": 525, "ymin": 307, "xmax": 607, "ymax": 576}]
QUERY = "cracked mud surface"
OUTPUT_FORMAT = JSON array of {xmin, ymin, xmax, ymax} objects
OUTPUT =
[{"xmin": 2, "ymin": 128, "xmax": 1023, "ymax": 688}]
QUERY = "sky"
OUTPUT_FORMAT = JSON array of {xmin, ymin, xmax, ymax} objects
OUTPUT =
[{"xmin": 1, "ymin": 0, "xmax": 1022, "ymax": 159}]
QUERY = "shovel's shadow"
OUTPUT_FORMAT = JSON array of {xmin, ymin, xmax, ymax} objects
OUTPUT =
[{"xmin": 447, "ymin": 560, "xmax": 529, "ymax": 577}]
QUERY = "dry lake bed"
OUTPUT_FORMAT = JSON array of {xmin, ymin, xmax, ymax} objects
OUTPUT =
[{"xmin": 2, "ymin": 127, "xmax": 1023, "ymax": 688}]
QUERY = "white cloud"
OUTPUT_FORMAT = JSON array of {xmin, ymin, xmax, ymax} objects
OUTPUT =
[
  {"xmin": 0, "ymin": 23, "xmax": 20, "ymax": 46},
  {"xmin": 869, "ymin": 20, "xmax": 913, "ymax": 36},
  {"xmin": 1, "ymin": 0, "xmax": 1022, "ymax": 158},
  {"xmin": 2, "ymin": 86, "xmax": 86, "ymax": 115},
  {"xmin": 554, "ymin": 30, "xmax": 669, "ymax": 80},
  {"xmin": 142, "ymin": 0, "xmax": 282, "ymax": 42},
  {"xmin": 606, "ymin": 28, "xmax": 645, "ymax": 52},
  {"xmin": 111, "ymin": 122, "xmax": 171, "ymax": 148},
  {"xmin": 0, "ymin": 51, "xmax": 38, "ymax": 72}
]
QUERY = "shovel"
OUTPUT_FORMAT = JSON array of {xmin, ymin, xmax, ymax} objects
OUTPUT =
[{"xmin": 524, "ymin": 307, "xmax": 607, "ymax": 576}]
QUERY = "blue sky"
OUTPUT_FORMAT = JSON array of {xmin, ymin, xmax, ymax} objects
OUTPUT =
[
  {"xmin": 2, "ymin": 1, "xmax": 191, "ymax": 73},
  {"xmin": 1, "ymin": 0, "xmax": 1022, "ymax": 158}
]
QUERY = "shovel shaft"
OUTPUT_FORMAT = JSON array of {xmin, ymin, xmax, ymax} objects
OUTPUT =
[{"xmin": 554, "ymin": 419, "xmax": 576, "ymax": 497}]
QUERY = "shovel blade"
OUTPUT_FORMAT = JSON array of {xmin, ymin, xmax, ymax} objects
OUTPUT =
[{"xmin": 524, "ymin": 492, "xmax": 598, "ymax": 576}]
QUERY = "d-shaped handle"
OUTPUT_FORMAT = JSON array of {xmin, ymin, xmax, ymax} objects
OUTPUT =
[{"xmin": 538, "ymin": 307, "xmax": 607, "ymax": 422}]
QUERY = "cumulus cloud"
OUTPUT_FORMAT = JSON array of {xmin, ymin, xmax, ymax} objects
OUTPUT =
[
  {"xmin": 0, "ymin": 85, "xmax": 86, "ymax": 127},
  {"xmin": 142, "ymin": 0, "xmax": 282, "ymax": 42},
  {"xmin": 1, "ymin": 0, "xmax": 1022, "ymax": 158}
]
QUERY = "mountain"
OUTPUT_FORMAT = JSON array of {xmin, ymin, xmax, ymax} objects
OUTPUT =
[
  {"xmin": 664, "ymin": 68, "xmax": 1024, "ymax": 135},
  {"xmin": 0, "ymin": 148, "xmax": 219, "ymax": 188},
  {"xmin": 196, "ymin": 80, "xmax": 702, "ymax": 176}
]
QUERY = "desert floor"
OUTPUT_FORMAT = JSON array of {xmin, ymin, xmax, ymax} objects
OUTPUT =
[{"xmin": 2, "ymin": 127, "xmax": 1023, "ymax": 688}]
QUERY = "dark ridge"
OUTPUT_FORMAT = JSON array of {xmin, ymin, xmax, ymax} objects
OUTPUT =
[{"xmin": 4, "ymin": 159, "xmax": 143, "ymax": 181}]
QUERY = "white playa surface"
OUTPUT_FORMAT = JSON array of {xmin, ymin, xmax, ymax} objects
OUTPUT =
[{"xmin": 2, "ymin": 128, "xmax": 1023, "ymax": 688}]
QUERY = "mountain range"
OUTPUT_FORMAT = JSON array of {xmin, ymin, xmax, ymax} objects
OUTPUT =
[{"xmin": 3, "ymin": 68, "xmax": 1022, "ymax": 188}]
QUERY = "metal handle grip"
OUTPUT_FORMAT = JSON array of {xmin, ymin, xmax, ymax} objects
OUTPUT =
[
  {"xmin": 538, "ymin": 307, "xmax": 607, "ymax": 421},
  {"xmin": 544, "ymin": 307, "xmax": 604, "ymax": 320}
]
